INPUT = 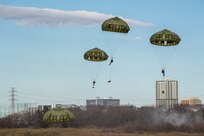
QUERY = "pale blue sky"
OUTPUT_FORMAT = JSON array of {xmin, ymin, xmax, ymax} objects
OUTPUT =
[{"xmin": 0, "ymin": 0, "xmax": 204, "ymax": 106}]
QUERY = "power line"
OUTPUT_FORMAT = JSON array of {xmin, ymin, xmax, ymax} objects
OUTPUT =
[
  {"xmin": 18, "ymin": 90, "xmax": 86, "ymax": 101},
  {"xmin": 0, "ymin": 91, "xmax": 8, "ymax": 95}
]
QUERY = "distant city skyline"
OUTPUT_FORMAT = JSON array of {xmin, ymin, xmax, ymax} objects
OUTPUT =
[{"xmin": 0, "ymin": 0, "xmax": 204, "ymax": 106}]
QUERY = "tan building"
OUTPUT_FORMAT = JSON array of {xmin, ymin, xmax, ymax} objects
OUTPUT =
[
  {"xmin": 181, "ymin": 97, "xmax": 201, "ymax": 106},
  {"xmin": 180, "ymin": 99, "xmax": 190, "ymax": 105}
]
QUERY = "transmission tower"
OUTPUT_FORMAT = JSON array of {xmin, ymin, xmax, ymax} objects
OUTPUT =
[{"xmin": 9, "ymin": 87, "xmax": 17, "ymax": 114}]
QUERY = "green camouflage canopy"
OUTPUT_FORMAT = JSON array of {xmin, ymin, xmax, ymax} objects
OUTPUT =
[
  {"xmin": 101, "ymin": 17, "xmax": 130, "ymax": 33},
  {"xmin": 84, "ymin": 47, "xmax": 109, "ymax": 62},
  {"xmin": 43, "ymin": 106, "xmax": 75, "ymax": 124},
  {"xmin": 150, "ymin": 29, "xmax": 181, "ymax": 46}
]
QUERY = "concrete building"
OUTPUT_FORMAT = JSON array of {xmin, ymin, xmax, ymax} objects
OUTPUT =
[
  {"xmin": 86, "ymin": 97, "xmax": 120, "ymax": 107},
  {"xmin": 0, "ymin": 105, "xmax": 10, "ymax": 118},
  {"xmin": 38, "ymin": 104, "xmax": 52, "ymax": 111},
  {"xmin": 0, "ymin": 103, "xmax": 37, "ymax": 118},
  {"xmin": 27, "ymin": 106, "xmax": 38, "ymax": 114},
  {"xmin": 16, "ymin": 103, "xmax": 37, "ymax": 113},
  {"xmin": 156, "ymin": 78, "xmax": 178, "ymax": 109},
  {"xmin": 52, "ymin": 104, "xmax": 78, "ymax": 109}
]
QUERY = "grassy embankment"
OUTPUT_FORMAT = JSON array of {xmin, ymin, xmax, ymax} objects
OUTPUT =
[{"xmin": 0, "ymin": 128, "xmax": 204, "ymax": 136}]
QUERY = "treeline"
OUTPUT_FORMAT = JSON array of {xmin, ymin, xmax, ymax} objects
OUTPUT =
[{"xmin": 0, "ymin": 105, "xmax": 204, "ymax": 132}]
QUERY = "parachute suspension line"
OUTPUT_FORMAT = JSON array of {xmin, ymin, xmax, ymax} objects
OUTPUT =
[
  {"xmin": 150, "ymin": 29, "xmax": 181, "ymax": 78},
  {"xmin": 107, "ymin": 33, "xmax": 128, "ymax": 83},
  {"xmin": 85, "ymin": 62, "xmax": 95, "ymax": 82},
  {"xmin": 112, "ymin": 33, "xmax": 128, "ymax": 57},
  {"xmin": 104, "ymin": 33, "xmax": 128, "ymax": 66},
  {"xmin": 84, "ymin": 47, "xmax": 109, "ymax": 88},
  {"xmin": 102, "ymin": 33, "xmax": 128, "ymax": 67},
  {"xmin": 108, "ymin": 42, "xmax": 121, "ymax": 65},
  {"xmin": 92, "ymin": 63, "xmax": 107, "ymax": 88},
  {"xmin": 87, "ymin": 63, "xmax": 105, "ymax": 88},
  {"xmin": 163, "ymin": 46, "xmax": 178, "ymax": 69},
  {"xmin": 151, "ymin": 46, "xmax": 177, "ymax": 78},
  {"xmin": 151, "ymin": 45, "xmax": 177, "ymax": 69},
  {"xmin": 162, "ymin": 47, "xmax": 178, "ymax": 78},
  {"xmin": 85, "ymin": 62, "xmax": 98, "ymax": 88},
  {"xmin": 94, "ymin": 62, "xmax": 106, "ymax": 81}
]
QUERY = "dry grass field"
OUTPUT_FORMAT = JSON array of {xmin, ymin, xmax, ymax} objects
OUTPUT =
[{"xmin": 0, "ymin": 128, "xmax": 204, "ymax": 136}]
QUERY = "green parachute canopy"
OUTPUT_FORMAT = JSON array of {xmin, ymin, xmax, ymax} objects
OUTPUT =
[
  {"xmin": 150, "ymin": 29, "xmax": 181, "ymax": 46},
  {"xmin": 101, "ymin": 17, "xmax": 130, "ymax": 33},
  {"xmin": 84, "ymin": 47, "xmax": 109, "ymax": 62},
  {"xmin": 43, "ymin": 105, "xmax": 75, "ymax": 124}
]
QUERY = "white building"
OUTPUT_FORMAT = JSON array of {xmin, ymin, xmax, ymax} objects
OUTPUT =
[
  {"xmin": 27, "ymin": 106, "xmax": 38, "ymax": 114},
  {"xmin": 86, "ymin": 97, "xmax": 120, "ymax": 107},
  {"xmin": 156, "ymin": 78, "xmax": 178, "ymax": 109},
  {"xmin": 0, "ymin": 105, "xmax": 10, "ymax": 118},
  {"xmin": 38, "ymin": 104, "xmax": 52, "ymax": 111},
  {"xmin": 16, "ymin": 103, "xmax": 37, "ymax": 113},
  {"xmin": 0, "ymin": 103, "xmax": 37, "ymax": 118},
  {"xmin": 52, "ymin": 104, "xmax": 77, "ymax": 109}
]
